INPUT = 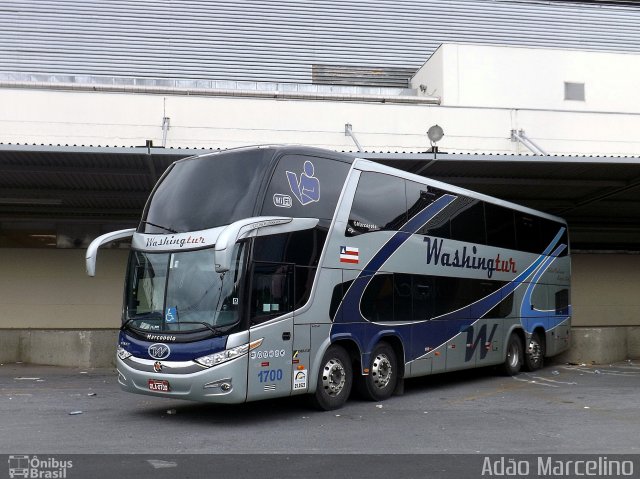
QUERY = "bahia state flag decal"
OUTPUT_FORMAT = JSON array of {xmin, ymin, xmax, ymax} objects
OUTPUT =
[{"xmin": 339, "ymin": 246, "xmax": 359, "ymax": 264}]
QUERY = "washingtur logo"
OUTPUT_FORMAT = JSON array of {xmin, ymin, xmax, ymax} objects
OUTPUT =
[
  {"xmin": 144, "ymin": 234, "xmax": 205, "ymax": 249},
  {"xmin": 424, "ymin": 237, "xmax": 517, "ymax": 279},
  {"xmin": 148, "ymin": 343, "xmax": 171, "ymax": 360},
  {"xmin": 8, "ymin": 455, "xmax": 73, "ymax": 478},
  {"xmin": 286, "ymin": 161, "xmax": 320, "ymax": 206}
]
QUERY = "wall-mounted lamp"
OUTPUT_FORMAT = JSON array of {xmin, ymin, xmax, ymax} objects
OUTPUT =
[{"xmin": 427, "ymin": 124, "xmax": 444, "ymax": 152}]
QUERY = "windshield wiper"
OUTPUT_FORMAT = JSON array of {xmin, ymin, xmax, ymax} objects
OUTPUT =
[
  {"xmin": 121, "ymin": 318, "xmax": 135, "ymax": 330},
  {"xmin": 140, "ymin": 220, "xmax": 178, "ymax": 234},
  {"xmin": 172, "ymin": 321, "xmax": 226, "ymax": 334},
  {"xmin": 122, "ymin": 317, "xmax": 236, "ymax": 336}
]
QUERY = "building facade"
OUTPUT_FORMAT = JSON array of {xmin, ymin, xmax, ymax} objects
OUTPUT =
[{"xmin": 1, "ymin": 0, "xmax": 640, "ymax": 366}]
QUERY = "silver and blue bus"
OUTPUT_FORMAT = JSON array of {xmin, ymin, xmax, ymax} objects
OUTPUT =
[{"xmin": 87, "ymin": 145, "xmax": 571, "ymax": 410}]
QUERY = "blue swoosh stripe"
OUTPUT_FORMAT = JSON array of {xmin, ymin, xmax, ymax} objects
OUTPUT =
[
  {"xmin": 333, "ymin": 194, "xmax": 457, "ymax": 324},
  {"xmin": 330, "ymin": 195, "xmax": 569, "ymax": 363},
  {"xmin": 433, "ymin": 228, "xmax": 567, "ymax": 323}
]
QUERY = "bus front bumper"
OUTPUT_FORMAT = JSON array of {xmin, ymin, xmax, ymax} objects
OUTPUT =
[{"xmin": 116, "ymin": 355, "xmax": 248, "ymax": 404}]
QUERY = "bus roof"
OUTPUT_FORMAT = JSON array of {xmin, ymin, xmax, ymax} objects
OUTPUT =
[{"xmin": 175, "ymin": 145, "xmax": 566, "ymax": 225}]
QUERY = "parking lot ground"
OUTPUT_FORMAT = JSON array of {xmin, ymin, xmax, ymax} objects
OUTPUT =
[{"xmin": 1, "ymin": 360, "xmax": 640, "ymax": 456}]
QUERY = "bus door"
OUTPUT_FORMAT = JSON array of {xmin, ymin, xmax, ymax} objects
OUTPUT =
[{"xmin": 246, "ymin": 262, "xmax": 295, "ymax": 401}]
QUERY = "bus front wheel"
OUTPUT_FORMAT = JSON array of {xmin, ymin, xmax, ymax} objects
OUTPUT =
[
  {"xmin": 310, "ymin": 345, "xmax": 353, "ymax": 411},
  {"xmin": 499, "ymin": 333, "xmax": 523, "ymax": 376},
  {"xmin": 356, "ymin": 342, "xmax": 398, "ymax": 401}
]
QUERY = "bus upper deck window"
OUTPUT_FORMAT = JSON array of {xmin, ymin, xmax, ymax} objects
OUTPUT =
[{"xmin": 347, "ymin": 172, "xmax": 407, "ymax": 236}]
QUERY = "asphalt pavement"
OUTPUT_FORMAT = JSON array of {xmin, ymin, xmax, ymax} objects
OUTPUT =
[{"xmin": 2, "ymin": 360, "xmax": 639, "ymax": 455}]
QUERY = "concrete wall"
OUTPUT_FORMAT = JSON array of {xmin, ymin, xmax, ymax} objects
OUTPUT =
[
  {"xmin": 5, "ymin": 250, "xmax": 638, "ymax": 330},
  {"xmin": 556, "ymin": 327, "xmax": 640, "ymax": 365},
  {"xmin": 0, "ymin": 248, "xmax": 126, "ymax": 367},
  {"xmin": 553, "ymin": 253, "xmax": 640, "ymax": 364},
  {"xmin": 0, "ymin": 330, "xmax": 118, "ymax": 368},
  {"xmin": 1, "ymin": 250, "xmax": 639, "ymax": 366},
  {"xmin": 0, "ymin": 329, "xmax": 20, "ymax": 363},
  {"xmin": 3, "ymin": 327, "xmax": 637, "ymax": 368},
  {"xmin": 572, "ymin": 254, "xmax": 640, "ymax": 327},
  {"xmin": 413, "ymin": 43, "xmax": 640, "ymax": 114},
  {"xmin": 2, "ymin": 80, "xmax": 640, "ymax": 156},
  {"xmin": 412, "ymin": 46, "xmax": 445, "ymax": 100},
  {"xmin": 0, "ymin": 248, "xmax": 127, "ymax": 329}
]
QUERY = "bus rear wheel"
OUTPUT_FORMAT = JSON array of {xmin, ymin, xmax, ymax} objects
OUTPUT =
[
  {"xmin": 356, "ymin": 342, "xmax": 398, "ymax": 401},
  {"xmin": 523, "ymin": 331, "xmax": 545, "ymax": 372},
  {"xmin": 310, "ymin": 345, "xmax": 353, "ymax": 411},
  {"xmin": 499, "ymin": 332, "xmax": 523, "ymax": 376}
]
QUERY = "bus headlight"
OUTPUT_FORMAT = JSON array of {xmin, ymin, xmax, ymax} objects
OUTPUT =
[
  {"xmin": 195, "ymin": 338, "xmax": 263, "ymax": 368},
  {"xmin": 117, "ymin": 345, "xmax": 132, "ymax": 361}
]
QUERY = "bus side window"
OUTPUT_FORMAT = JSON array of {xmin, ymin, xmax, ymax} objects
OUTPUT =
[
  {"xmin": 416, "ymin": 186, "xmax": 453, "ymax": 239},
  {"xmin": 329, "ymin": 279, "xmax": 354, "ymax": 322},
  {"xmin": 250, "ymin": 262, "xmax": 294, "ymax": 325},
  {"xmin": 329, "ymin": 282, "xmax": 343, "ymax": 321},
  {"xmin": 412, "ymin": 275, "xmax": 434, "ymax": 321},
  {"xmin": 347, "ymin": 172, "xmax": 407, "ymax": 236},
  {"xmin": 555, "ymin": 289, "xmax": 569, "ymax": 315},
  {"xmin": 433, "ymin": 277, "xmax": 470, "ymax": 319},
  {"xmin": 450, "ymin": 198, "xmax": 486, "ymax": 244},
  {"xmin": 515, "ymin": 213, "xmax": 540, "ymax": 254},
  {"xmin": 294, "ymin": 265, "xmax": 316, "ymax": 309},
  {"xmin": 393, "ymin": 273, "xmax": 412, "ymax": 322},
  {"xmin": 361, "ymin": 273, "xmax": 394, "ymax": 322},
  {"xmin": 540, "ymin": 218, "xmax": 568, "ymax": 256},
  {"xmin": 485, "ymin": 203, "xmax": 516, "ymax": 250},
  {"xmin": 406, "ymin": 181, "xmax": 437, "ymax": 223},
  {"xmin": 479, "ymin": 281, "xmax": 512, "ymax": 319}
]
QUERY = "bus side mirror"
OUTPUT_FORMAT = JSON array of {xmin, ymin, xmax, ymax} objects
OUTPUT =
[
  {"xmin": 86, "ymin": 228, "xmax": 135, "ymax": 276},
  {"xmin": 214, "ymin": 216, "xmax": 319, "ymax": 273}
]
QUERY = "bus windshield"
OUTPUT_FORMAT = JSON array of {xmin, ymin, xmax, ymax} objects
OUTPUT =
[{"xmin": 124, "ymin": 245, "xmax": 246, "ymax": 334}]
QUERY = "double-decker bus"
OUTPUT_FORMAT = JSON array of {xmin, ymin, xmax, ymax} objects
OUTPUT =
[{"xmin": 87, "ymin": 145, "xmax": 571, "ymax": 410}]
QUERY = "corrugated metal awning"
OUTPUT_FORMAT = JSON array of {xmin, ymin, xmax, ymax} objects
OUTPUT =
[
  {"xmin": 2, "ymin": 144, "xmax": 640, "ymax": 250},
  {"xmin": 0, "ymin": 144, "xmax": 200, "ymax": 222}
]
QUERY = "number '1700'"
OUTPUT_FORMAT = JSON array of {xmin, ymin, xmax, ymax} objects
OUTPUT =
[{"xmin": 258, "ymin": 369, "xmax": 283, "ymax": 383}]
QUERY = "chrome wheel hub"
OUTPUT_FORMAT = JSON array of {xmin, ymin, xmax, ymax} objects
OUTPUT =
[
  {"xmin": 528, "ymin": 338, "xmax": 542, "ymax": 365},
  {"xmin": 322, "ymin": 358, "xmax": 346, "ymax": 397},
  {"xmin": 508, "ymin": 343, "xmax": 519, "ymax": 368},
  {"xmin": 371, "ymin": 353, "xmax": 392, "ymax": 389}
]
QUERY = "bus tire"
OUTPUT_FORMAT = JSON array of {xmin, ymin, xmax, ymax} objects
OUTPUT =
[
  {"xmin": 356, "ymin": 342, "xmax": 398, "ymax": 402},
  {"xmin": 310, "ymin": 345, "xmax": 353, "ymax": 411},
  {"xmin": 523, "ymin": 331, "xmax": 545, "ymax": 372},
  {"xmin": 499, "ymin": 332, "xmax": 523, "ymax": 376}
]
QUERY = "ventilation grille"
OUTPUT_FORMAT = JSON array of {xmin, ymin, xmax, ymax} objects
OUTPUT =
[{"xmin": 312, "ymin": 64, "xmax": 416, "ymax": 88}]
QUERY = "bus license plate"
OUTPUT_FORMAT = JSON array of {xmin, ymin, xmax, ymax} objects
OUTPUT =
[{"xmin": 148, "ymin": 379, "xmax": 170, "ymax": 392}]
